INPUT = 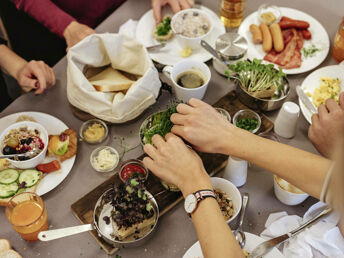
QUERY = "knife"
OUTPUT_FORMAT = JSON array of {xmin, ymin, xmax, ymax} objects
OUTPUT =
[
  {"xmin": 296, "ymin": 86, "xmax": 318, "ymax": 114},
  {"xmin": 250, "ymin": 207, "xmax": 332, "ymax": 258}
]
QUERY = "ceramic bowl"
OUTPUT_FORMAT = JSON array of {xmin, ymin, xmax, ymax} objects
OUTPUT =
[{"xmin": 274, "ymin": 175, "xmax": 309, "ymax": 206}]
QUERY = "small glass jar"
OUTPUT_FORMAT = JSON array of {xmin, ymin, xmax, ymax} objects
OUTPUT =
[
  {"xmin": 332, "ymin": 17, "xmax": 344, "ymax": 62},
  {"xmin": 232, "ymin": 109, "xmax": 261, "ymax": 134},
  {"xmin": 119, "ymin": 159, "xmax": 149, "ymax": 183}
]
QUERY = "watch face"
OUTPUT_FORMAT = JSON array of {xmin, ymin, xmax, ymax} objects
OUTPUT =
[{"xmin": 184, "ymin": 194, "xmax": 197, "ymax": 213}]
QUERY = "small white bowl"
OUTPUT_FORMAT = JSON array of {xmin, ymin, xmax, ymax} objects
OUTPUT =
[
  {"xmin": 171, "ymin": 8, "xmax": 213, "ymax": 50},
  {"xmin": 274, "ymin": 176, "xmax": 309, "ymax": 206},
  {"xmin": 0, "ymin": 121, "xmax": 48, "ymax": 169},
  {"xmin": 211, "ymin": 177, "xmax": 242, "ymax": 224},
  {"xmin": 90, "ymin": 146, "xmax": 119, "ymax": 173}
]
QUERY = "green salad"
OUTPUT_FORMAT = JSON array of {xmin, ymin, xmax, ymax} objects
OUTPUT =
[
  {"xmin": 225, "ymin": 59, "xmax": 287, "ymax": 99},
  {"xmin": 141, "ymin": 103, "xmax": 177, "ymax": 144}
]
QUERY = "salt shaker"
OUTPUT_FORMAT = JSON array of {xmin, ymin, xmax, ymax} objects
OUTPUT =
[
  {"xmin": 274, "ymin": 102, "xmax": 300, "ymax": 138},
  {"xmin": 223, "ymin": 156, "xmax": 248, "ymax": 187}
]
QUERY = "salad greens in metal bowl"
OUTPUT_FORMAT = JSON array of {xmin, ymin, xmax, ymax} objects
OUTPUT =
[
  {"xmin": 139, "ymin": 103, "xmax": 177, "ymax": 146},
  {"xmin": 225, "ymin": 59, "xmax": 290, "ymax": 111}
]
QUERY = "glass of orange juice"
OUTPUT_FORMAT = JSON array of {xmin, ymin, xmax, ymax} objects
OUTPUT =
[{"xmin": 5, "ymin": 192, "xmax": 48, "ymax": 241}]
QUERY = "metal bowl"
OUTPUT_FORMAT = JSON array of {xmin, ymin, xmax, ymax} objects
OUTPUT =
[
  {"xmin": 94, "ymin": 189, "xmax": 160, "ymax": 248},
  {"xmin": 235, "ymin": 78, "xmax": 290, "ymax": 111}
]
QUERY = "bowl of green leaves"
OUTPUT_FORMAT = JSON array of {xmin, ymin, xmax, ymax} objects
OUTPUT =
[
  {"xmin": 233, "ymin": 110, "xmax": 261, "ymax": 134},
  {"xmin": 139, "ymin": 102, "xmax": 177, "ymax": 146},
  {"xmin": 226, "ymin": 59, "xmax": 290, "ymax": 111}
]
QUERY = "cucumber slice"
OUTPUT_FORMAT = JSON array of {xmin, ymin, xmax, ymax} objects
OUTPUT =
[
  {"xmin": 0, "ymin": 169, "xmax": 19, "ymax": 185},
  {"xmin": 18, "ymin": 170, "xmax": 41, "ymax": 188},
  {"xmin": 0, "ymin": 183, "xmax": 19, "ymax": 198}
]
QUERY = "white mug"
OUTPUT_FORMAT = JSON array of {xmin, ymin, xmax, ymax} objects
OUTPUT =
[{"xmin": 162, "ymin": 60, "xmax": 211, "ymax": 103}]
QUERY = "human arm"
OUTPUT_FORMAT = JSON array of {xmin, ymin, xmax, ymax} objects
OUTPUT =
[
  {"xmin": 308, "ymin": 92, "xmax": 344, "ymax": 158},
  {"xmin": 12, "ymin": 0, "xmax": 95, "ymax": 49},
  {"xmin": 143, "ymin": 134, "xmax": 244, "ymax": 258},
  {"xmin": 152, "ymin": 0, "xmax": 194, "ymax": 23},
  {"xmin": 0, "ymin": 45, "xmax": 55, "ymax": 94},
  {"xmin": 171, "ymin": 98, "xmax": 332, "ymax": 199}
]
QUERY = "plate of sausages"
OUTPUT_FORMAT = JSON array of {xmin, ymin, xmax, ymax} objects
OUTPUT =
[{"xmin": 238, "ymin": 6, "xmax": 330, "ymax": 74}]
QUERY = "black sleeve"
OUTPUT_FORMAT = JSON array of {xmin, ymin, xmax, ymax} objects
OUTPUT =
[{"xmin": 0, "ymin": 37, "xmax": 7, "ymax": 45}]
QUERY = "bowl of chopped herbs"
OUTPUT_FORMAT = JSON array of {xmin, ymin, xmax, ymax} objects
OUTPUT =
[
  {"xmin": 226, "ymin": 59, "xmax": 290, "ymax": 111},
  {"xmin": 233, "ymin": 110, "xmax": 261, "ymax": 134}
]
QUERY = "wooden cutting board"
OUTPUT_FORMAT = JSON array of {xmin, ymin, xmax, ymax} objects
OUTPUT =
[{"xmin": 71, "ymin": 90, "xmax": 274, "ymax": 254}]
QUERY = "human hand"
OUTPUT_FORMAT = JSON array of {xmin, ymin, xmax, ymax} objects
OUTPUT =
[
  {"xmin": 16, "ymin": 60, "xmax": 56, "ymax": 95},
  {"xmin": 143, "ymin": 133, "xmax": 211, "ymax": 197},
  {"xmin": 171, "ymin": 98, "xmax": 236, "ymax": 154},
  {"xmin": 308, "ymin": 92, "xmax": 344, "ymax": 158},
  {"xmin": 63, "ymin": 21, "xmax": 95, "ymax": 50},
  {"xmin": 152, "ymin": 0, "xmax": 194, "ymax": 23}
]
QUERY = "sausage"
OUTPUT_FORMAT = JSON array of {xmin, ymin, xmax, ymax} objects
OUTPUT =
[
  {"xmin": 259, "ymin": 23, "xmax": 272, "ymax": 52},
  {"xmin": 301, "ymin": 29, "xmax": 312, "ymax": 40},
  {"xmin": 36, "ymin": 160, "xmax": 61, "ymax": 173},
  {"xmin": 280, "ymin": 16, "xmax": 294, "ymax": 22},
  {"xmin": 278, "ymin": 20, "xmax": 310, "ymax": 30},
  {"xmin": 269, "ymin": 23, "xmax": 284, "ymax": 52},
  {"xmin": 249, "ymin": 24, "xmax": 262, "ymax": 44}
]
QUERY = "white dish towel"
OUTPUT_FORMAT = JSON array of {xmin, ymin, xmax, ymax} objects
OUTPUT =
[{"xmin": 261, "ymin": 202, "xmax": 344, "ymax": 258}]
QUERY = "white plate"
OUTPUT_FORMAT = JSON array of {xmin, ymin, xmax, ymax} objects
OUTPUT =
[
  {"xmin": 299, "ymin": 63, "xmax": 344, "ymax": 123},
  {"xmin": 0, "ymin": 112, "xmax": 76, "ymax": 195},
  {"xmin": 136, "ymin": 6, "xmax": 226, "ymax": 66},
  {"xmin": 238, "ymin": 7, "xmax": 330, "ymax": 74},
  {"xmin": 183, "ymin": 232, "xmax": 284, "ymax": 258}
]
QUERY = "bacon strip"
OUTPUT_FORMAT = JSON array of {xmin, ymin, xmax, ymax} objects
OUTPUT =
[{"xmin": 264, "ymin": 29, "xmax": 302, "ymax": 69}]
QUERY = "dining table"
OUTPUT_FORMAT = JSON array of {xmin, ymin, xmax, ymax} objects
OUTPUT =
[{"xmin": 1, "ymin": 0, "xmax": 343, "ymax": 257}]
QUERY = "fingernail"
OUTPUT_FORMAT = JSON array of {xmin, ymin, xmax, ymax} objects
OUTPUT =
[{"xmin": 35, "ymin": 81, "xmax": 39, "ymax": 89}]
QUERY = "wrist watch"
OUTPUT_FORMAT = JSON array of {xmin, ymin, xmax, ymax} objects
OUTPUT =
[{"xmin": 184, "ymin": 189, "xmax": 216, "ymax": 216}]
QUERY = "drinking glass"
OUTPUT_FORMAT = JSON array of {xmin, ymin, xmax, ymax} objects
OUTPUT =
[
  {"xmin": 220, "ymin": 0, "xmax": 247, "ymax": 28},
  {"xmin": 6, "ymin": 192, "xmax": 48, "ymax": 241}
]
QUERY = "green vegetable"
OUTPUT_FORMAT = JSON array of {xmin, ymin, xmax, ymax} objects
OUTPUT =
[
  {"xmin": 236, "ymin": 118, "xmax": 258, "ymax": 132},
  {"xmin": 302, "ymin": 44, "xmax": 320, "ymax": 58},
  {"xmin": 126, "ymin": 185, "xmax": 134, "ymax": 194},
  {"xmin": 225, "ymin": 59, "xmax": 286, "ymax": 95},
  {"xmin": 141, "ymin": 102, "xmax": 178, "ymax": 144},
  {"xmin": 138, "ymin": 189, "xmax": 143, "ymax": 198},
  {"xmin": 155, "ymin": 17, "xmax": 172, "ymax": 36},
  {"xmin": 146, "ymin": 202, "xmax": 152, "ymax": 212},
  {"xmin": 130, "ymin": 178, "xmax": 139, "ymax": 186},
  {"xmin": 56, "ymin": 136, "xmax": 69, "ymax": 155}
]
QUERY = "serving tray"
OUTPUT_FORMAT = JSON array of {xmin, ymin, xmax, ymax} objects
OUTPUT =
[{"xmin": 70, "ymin": 90, "xmax": 274, "ymax": 254}]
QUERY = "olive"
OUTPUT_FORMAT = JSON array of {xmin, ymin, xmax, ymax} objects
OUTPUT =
[
  {"xmin": 7, "ymin": 137, "xmax": 19, "ymax": 148},
  {"xmin": 3, "ymin": 146, "xmax": 16, "ymax": 155},
  {"xmin": 20, "ymin": 139, "xmax": 26, "ymax": 145}
]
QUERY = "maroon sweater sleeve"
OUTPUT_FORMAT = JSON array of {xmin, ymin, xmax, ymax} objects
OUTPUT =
[{"xmin": 12, "ymin": 0, "xmax": 76, "ymax": 38}]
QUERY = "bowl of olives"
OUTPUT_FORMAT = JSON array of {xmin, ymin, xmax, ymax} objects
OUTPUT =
[{"xmin": 0, "ymin": 121, "xmax": 48, "ymax": 169}]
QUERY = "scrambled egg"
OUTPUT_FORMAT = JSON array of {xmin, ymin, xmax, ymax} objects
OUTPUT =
[
  {"xmin": 180, "ymin": 47, "xmax": 192, "ymax": 58},
  {"xmin": 311, "ymin": 77, "xmax": 341, "ymax": 107}
]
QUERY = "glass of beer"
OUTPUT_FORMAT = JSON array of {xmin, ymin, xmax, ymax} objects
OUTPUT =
[
  {"xmin": 6, "ymin": 192, "xmax": 48, "ymax": 241},
  {"xmin": 220, "ymin": 0, "xmax": 247, "ymax": 28}
]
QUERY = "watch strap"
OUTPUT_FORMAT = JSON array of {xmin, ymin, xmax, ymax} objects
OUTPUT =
[{"xmin": 194, "ymin": 190, "xmax": 216, "ymax": 202}]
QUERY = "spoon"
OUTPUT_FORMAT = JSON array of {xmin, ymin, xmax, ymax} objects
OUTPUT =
[
  {"xmin": 200, "ymin": 40, "xmax": 227, "ymax": 65},
  {"xmin": 146, "ymin": 42, "xmax": 166, "ymax": 52},
  {"xmin": 234, "ymin": 192, "xmax": 249, "ymax": 249},
  {"xmin": 0, "ymin": 147, "xmax": 40, "ymax": 159}
]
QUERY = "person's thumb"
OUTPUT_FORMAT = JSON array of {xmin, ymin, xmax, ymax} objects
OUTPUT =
[
  {"xmin": 339, "ymin": 92, "xmax": 344, "ymax": 110},
  {"xmin": 17, "ymin": 75, "xmax": 38, "ymax": 93}
]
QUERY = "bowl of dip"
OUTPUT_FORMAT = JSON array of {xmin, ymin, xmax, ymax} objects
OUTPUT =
[
  {"xmin": 171, "ymin": 8, "xmax": 213, "ymax": 50},
  {"xmin": 119, "ymin": 159, "xmax": 149, "ymax": 183},
  {"xmin": 90, "ymin": 146, "xmax": 119, "ymax": 173},
  {"xmin": 274, "ymin": 175, "xmax": 309, "ymax": 206},
  {"xmin": 79, "ymin": 119, "xmax": 108, "ymax": 144}
]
